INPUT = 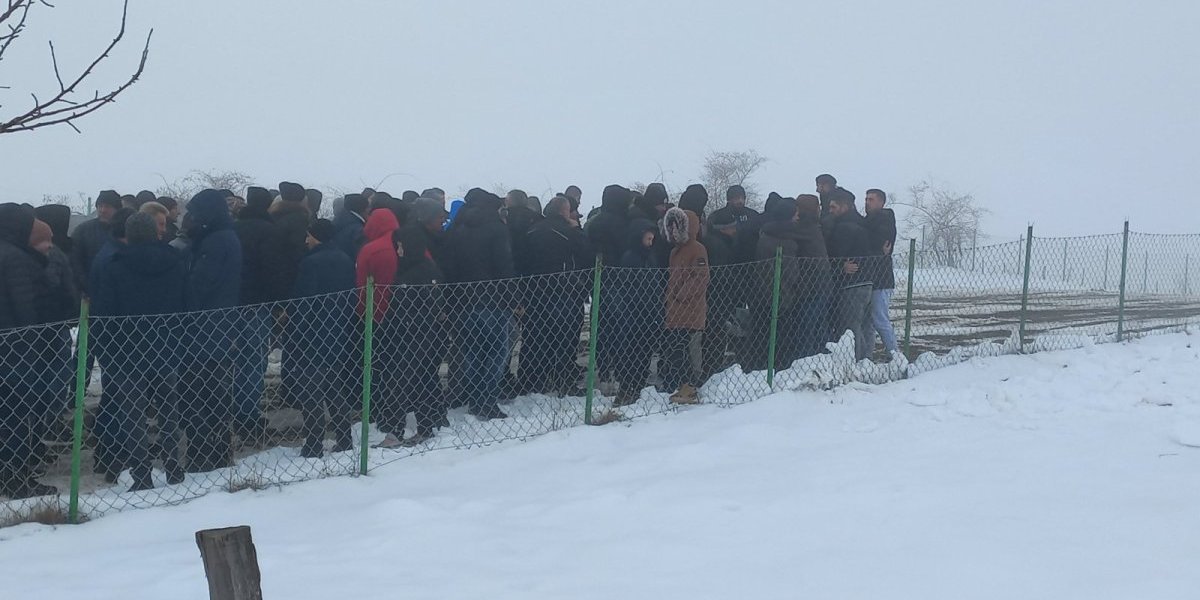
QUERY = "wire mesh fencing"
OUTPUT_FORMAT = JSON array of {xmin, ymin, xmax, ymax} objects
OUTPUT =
[{"xmin": 2, "ymin": 223, "xmax": 1199, "ymax": 526}]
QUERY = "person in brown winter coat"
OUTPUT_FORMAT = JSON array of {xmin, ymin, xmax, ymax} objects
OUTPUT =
[{"xmin": 662, "ymin": 207, "xmax": 709, "ymax": 404}]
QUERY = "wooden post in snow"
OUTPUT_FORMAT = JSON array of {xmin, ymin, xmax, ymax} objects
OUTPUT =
[{"xmin": 196, "ymin": 526, "xmax": 263, "ymax": 600}]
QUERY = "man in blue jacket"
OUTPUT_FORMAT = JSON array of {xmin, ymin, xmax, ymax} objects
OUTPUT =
[
  {"xmin": 93, "ymin": 212, "xmax": 189, "ymax": 490},
  {"xmin": 181, "ymin": 189, "xmax": 242, "ymax": 473}
]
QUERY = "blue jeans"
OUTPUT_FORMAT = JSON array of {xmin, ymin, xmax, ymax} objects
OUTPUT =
[
  {"xmin": 462, "ymin": 308, "xmax": 512, "ymax": 413},
  {"xmin": 232, "ymin": 306, "xmax": 270, "ymax": 424},
  {"xmin": 866, "ymin": 288, "xmax": 898, "ymax": 353}
]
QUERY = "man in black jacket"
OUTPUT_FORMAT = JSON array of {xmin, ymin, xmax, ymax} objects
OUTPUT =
[
  {"xmin": 232, "ymin": 186, "xmax": 286, "ymax": 439},
  {"xmin": 701, "ymin": 210, "xmax": 740, "ymax": 378},
  {"xmin": 708, "ymin": 185, "xmax": 760, "ymax": 233},
  {"xmin": 0, "ymin": 204, "xmax": 60, "ymax": 498},
  {"xmin": 444, "ymin": 188, "xmax": 517, "ymax": 420},
  {"xmin": 863, "ymin": 189, "xmax": 899, "ymax": 357},
  {"xmin": 516, "ymin": 195, "xmax": 593, "ymax": 395},
  {"xmin": 333, "ymin": 193, "xmax": 368, "ymax": 259},
  {"xmin": 92, "ymin": 212, "xmax": 188, "ymax": 490},
  {"xmin": 824, "ymin": 190, "xmax": 875, "ymax": 361},
  {"xmin": 70, "ymin": 190, "xmax": 122, "ymax": 294},
  {"xmin": 585, "ymin": 185, "xmax": 632, "ymax": 267}
]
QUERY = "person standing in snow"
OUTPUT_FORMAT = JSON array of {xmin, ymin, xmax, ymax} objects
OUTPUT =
[
  {"xmin": 585, "ymin": 185, "xmax": 632, "ymax": 268},
  {"xmin": 390, "ymin": 226, "xmax": 450, "ymax": 445},
  {"xmin": 442, "ymin": 188, "xmax": 517, "ymax": 421},
  {"xmin": 180, "ymin": 189, "xmax": 243, "ymax": 473},
  {"xmin": 863, "ymin": 189, "xmax": 899, "ymax": 358},
  {"xmin": 823, "ymin": 190, "xmax": 875, "ymax": 362},
  {"xmin": 608, "ymin": 219, "xmax": 665, "ymax": 407},
  {"xmin": 708, "ymin": 185, "xmax": 760, "ymax": 233},
  {"xmin": 661, "ymin": 207, "xmax": 710, "ymax": 405},
  {"xmin": 289, "ymin": 219, "xmax": 357, "ymax": 458},
  {"xmin": 356, "ymin": 208, "xmax": 402, "ymax": 440},
  {"xmin": 91, "ymin": 212, "xmax": 189, "ymax": 490},
  {"xmin": 70, "ymin": 190, "xmax": 122, "ymax": 294}
]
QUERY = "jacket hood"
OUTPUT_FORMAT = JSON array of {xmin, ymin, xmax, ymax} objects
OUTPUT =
[
  {"xmin": 279, "ymin": 181, "xmax": 306, "ymax": 203},
  {"xmin": 601, "ymin": 185, "xmax": 632, "ymax": 213},
  {"xmin": 0, "ymin": 203, "xmax": 37, "ymax": 248},
  {"xmin": 461, "ymin": 188, "xmax": 504, "ymax": 227},
  {"xmin": 185, "ymin": 189, "xmax": 234, "ymax": 238},
  {"xmin": 766, "ymin": 196, "xmax": 799, "ymax": 222},
  {"xmin": 395, "ymin": 226, "xmax": 431, "ymax": 273},
  {"xmin": 663, "ymin": 207, "xmax": 695, "ymax": 246},
  {"xmin": 114, "ymin": 241, "xmax": 183, "ymax": 277},
  {"xmin": 364, "ymin": 208, "xmax": 400, "ymax": 242},
  {"xmin": 34, "ymin": 204, "xmax": 72, "ymax": 247},
  {"xmin": 625, "ymin": 218, "xmax": 658, "ymax": 255},
  {"xmin": 678, "ymin": 184, "xmax": 709, "ymax": 216}
]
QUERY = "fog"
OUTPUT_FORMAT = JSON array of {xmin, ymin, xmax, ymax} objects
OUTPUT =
[{"xmin": 2, "ymin": 0, "xmax": 1197, "ymax": 240}]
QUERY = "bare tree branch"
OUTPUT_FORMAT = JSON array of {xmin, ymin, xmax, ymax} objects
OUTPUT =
[
  {"xmin": 0, "ymin": 0, "xmax": 152, "ymax": 135},
  {"xmin": 899, "ymin": 178, "xmax": 989, "ymax": 267},
  {"xmin": 700, "ymin": 149, "xmax": 768, "ymax": 212}
]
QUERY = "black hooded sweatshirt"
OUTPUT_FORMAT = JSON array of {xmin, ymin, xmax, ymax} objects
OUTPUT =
[
  {"xmin": 585, "ymin": 185, "xmax": 631, "ymax": 267},
  {"xmin": 0, "ymin": 203, "xmax": 41, "ymax": 330}
]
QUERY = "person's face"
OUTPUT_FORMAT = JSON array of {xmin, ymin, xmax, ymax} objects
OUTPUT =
[
  {"xmin": 394, "ymin": 240, "xmax": 405, "ymax": 258},
  {"xmin": 655, "ymin": 203, "xmax": 668, "ymax": 219},
  {"xmin": 728, "ymin": 195, "xmax": 746, "ymax": 209},
  {"xmin": 816, "ymin": 181, "xmax": 835, "ymax": 195},
  {"xmin": 424, "ymin": 214, "xmax": 447, "ymax": 233},
  {"xmin": 829, "ymin": 202, "xmax": 849, "ymax": 217},
  {"xmin": 97, "ymin": 204, "xmax": 117, "ymax": 222},
  {"xmin": 168, "ymin": 206, "xmax": 180, "ymax": 220},
  {"xmin": 641, "ymin": 230, "xmax": 655, "ymax": 249},
  {"xmin": 153, "ymin": 214, "xmax": 167, "ymax": 240},
  {"xmin": 865, "ymin": 193, "xmax": 884, "ymax": 214},
  {"xmin": 305, "ymin": 233, "xmax": 320, "ymax": 250}
]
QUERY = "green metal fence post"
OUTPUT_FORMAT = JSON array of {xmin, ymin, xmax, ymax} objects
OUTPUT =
[
  {"xmin": 68, "ymin": 299, "xmax": 90, "ymax": 524},
  {"xmin": 1018, "ymin": 226, "xmax": 1035, "ymax": 353},
  {"xmin": 1117, "ymin": 221, "xmax": 1130, "ymax": 341},
  {"xmin": 359, "ymin": 276, "xmax": 375, "ymax": 475},
  {"xmin": 766, "ymin": 247, "xmax": 783, "ymax": 389},
  {"xmin": 902, "ymin": 238, "xmax": 917, "ymax": 356},
  {"xmin": 584, "ymin": 256, "xmax": 602, "ymax": 424}
]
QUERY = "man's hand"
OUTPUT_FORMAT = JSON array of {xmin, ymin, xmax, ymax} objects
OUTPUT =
[
  {"xmin": 843, "ymin": 260, "xmax": 860, "ymax": 275},
  {"xmin": 883, "ymin": 240, "xmax": 893, "ymax": 255}
]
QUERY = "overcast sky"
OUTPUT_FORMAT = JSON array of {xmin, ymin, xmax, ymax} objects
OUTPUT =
[{"xmin": 2, "ymin": 0, "xmax": 1197, "ymax": 239}]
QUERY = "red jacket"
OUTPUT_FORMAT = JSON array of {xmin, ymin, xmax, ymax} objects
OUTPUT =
[{"xmin": 356, "ymin": 209, "xmax": 399, "ymax": 322}]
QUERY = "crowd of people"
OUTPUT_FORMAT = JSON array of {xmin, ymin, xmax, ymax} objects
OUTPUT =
[{"xmin": 0, "ymin": 174, "xmax": 897, "ymax": 499}]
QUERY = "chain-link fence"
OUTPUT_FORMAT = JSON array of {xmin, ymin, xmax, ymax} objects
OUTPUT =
[{"xmin": 3, "ymin": 224, "xmax": 1199, "ymax": 526}]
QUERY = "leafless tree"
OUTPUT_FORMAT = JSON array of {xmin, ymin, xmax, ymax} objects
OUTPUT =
[
  {"xmin": 699, "ymin": 149, "xmax": 767, "ymax": 212},
  {"xmin": 895, "ymin": 178, "xmax": 988, "ymax": 268},
  {"xmin": 156, "ymin": 169, "xmax": 255, "ymax": 203},
  {"xmin": 0, "ymin": 0, "xmax": 152, "ymax": 135}
]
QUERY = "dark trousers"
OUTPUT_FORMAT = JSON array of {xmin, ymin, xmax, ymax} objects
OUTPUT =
[
  {"xmin": 295, "ymin": 363, "xmax": 354, "ymax": 450},
  {"xmin": 115, "ymin": 370, "xmax": 183, "ymax": 483},
  {"xmin": 661, "ymin": 328, "xmax": 704, "ymax": 392},
  {"xmin": 180, "ymin": 360, "xmax": 233, "ymax": 473},
  {"xmin": 519, "ymin": 300, "xmax": 583, "ymax": 394}
]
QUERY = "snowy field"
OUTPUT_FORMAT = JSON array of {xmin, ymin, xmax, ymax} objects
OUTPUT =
[{"xmin": 2, "ymin": 334, "xmax": 1199, "ymax": 599}]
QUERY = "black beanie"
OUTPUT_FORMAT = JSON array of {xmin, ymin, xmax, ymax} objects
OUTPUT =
[
  {"xmin": 246, "ymin": 186, "xmax": 273, "ymax": 212},
  {"xmin": 644, "ymin": 183, "xmax": 668, "ymax": 205},
  {"xmin": 279, "ymin": 182, "xmax": 306, "ymax": 203},
  {"xmin": 308, "ymin": 218, "xmax": 336, "ymax": 243}
]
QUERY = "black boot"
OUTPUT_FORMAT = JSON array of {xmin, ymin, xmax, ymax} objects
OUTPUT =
[
  {"xmin": 9, "ymin": 477, "xmax": 58, "ymax": 499},
  {"xmin": 129, "ymin": 468, "xmax": 154, "ymax": 492},
  {"xmin": 300, "ymin": 437, "xmax": 323, "ymax": 459}
]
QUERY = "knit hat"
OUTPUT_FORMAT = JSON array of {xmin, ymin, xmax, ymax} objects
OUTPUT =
[
  {"xmin": 308, "ymin": 218, "xmax": 336, "ymax": 243},
  {"xmin": 246, "ymin": 186, "xmax": 273, "ymax": 212},
  {"xmin": 644, "ymin": 183, "xmax": 668, "ymax": 205},
  {"xmin": 279, "ymin": 181, "xmax": 306, "ymax": 203},
  {"xmin": 136, "ymin": 190, "xmax": 157, "ymax": 206}
]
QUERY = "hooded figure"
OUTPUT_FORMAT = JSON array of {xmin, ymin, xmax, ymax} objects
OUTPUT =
[
  {"xmin": 333, "ymin": 193, "xmax": 368, "ymax": 259},
  {"xmin": 442, "ymin": 188, "xmax": 516, "ymax": 421},
  {"xmin": 606, "ymin": 218, "xmax": 666, "ymax": 407},
  {"xmin": 235, "ymin": 187, "xmax": 288, "ymax": 305},
  {"xmin": 288, "ymin": 219, "xmax": 357, "ymax": 458},
  {"xmin": 34, "ymin": 205, "xmax": 74, "ymax": 255},
  {"xmin": 386, "ymin": 226, "xmax": 449, "ymax": 444},
  {"xmin": 180, "ymin": 189, "xmax": 243, "ymax": 473},
  {"xmin": 661, "ymin": 208, "xmax": 709, "ymax": 404},
  {"xmin": 678, "ymin": 184, "xmax": 710, "ymax": 219},
  {"xmin": 751, "ymin": 195, "xmax": 832, "ymax": 368},
  {"xmin": 585, "ymin": 185, "xmax": 632, "ymax": 267},
  {"xmin": 272, "ymin": 183, "xmax": 312, "ymax": 293},
  {"xmin": 629, "ymin": 183, "xmax": 669, "ymax": 222},
  {"xmin": 356, "ymin": 208, "xmax": 400, "ymax": 323},
  {"xmin": 305, "ymin": 189, "xmax": 324, "ymax": 221},
  {"xmin": 0, "ymin": 203, "xmax": 62, "ymax": 498}
]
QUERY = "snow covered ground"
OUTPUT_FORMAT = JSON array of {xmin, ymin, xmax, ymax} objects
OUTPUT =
[{"xmin": 2, "ymin": 334, "xmax": 1199, "ymax": 599}]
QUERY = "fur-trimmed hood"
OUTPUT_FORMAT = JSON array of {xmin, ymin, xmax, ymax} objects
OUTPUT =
[{"xmin": 662, "ymin": 207, "xmax": 700, "ymax": 246}]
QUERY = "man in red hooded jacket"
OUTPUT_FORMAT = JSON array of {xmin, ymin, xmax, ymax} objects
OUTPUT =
[
  {"xmin": 355, "ymin": 208, "xmax": 402, "ymax": 442},
  {"xmin": 356, "ymin": 209, "xmax": 399, "ymax": 321}
]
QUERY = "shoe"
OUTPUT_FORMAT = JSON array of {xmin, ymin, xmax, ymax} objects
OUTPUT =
[
  {"xmin": 612, "ymin": 388, "xmax": 637, "ymax": 408},
  {"xmin": 299, "ymin": 438, "xmax": 324, "ymax": 459},
  {"xmin": 8, "ymin": 479, "xmax": 57, "ymax": 499},
  {"xmin": 129, "ymin": 472, "xmax": 154, "ymax": 492},
  {"xmin": 469, "ymin": 405, "xmax": 509, "ymax": 421},
  {"xmin": 166, "ymin": 466, "xmax": 185, "ymax": 486},
  {"xmin": 401, "ymin": 428, "xmax": 436, "ymax": 447},
  {"xmin": 331, "ymin": 433, "xmax": 354, "ymax": 453},
  {"xmin": 670, "ymin": 384, "xmax": 700, "ymax": 405}
]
